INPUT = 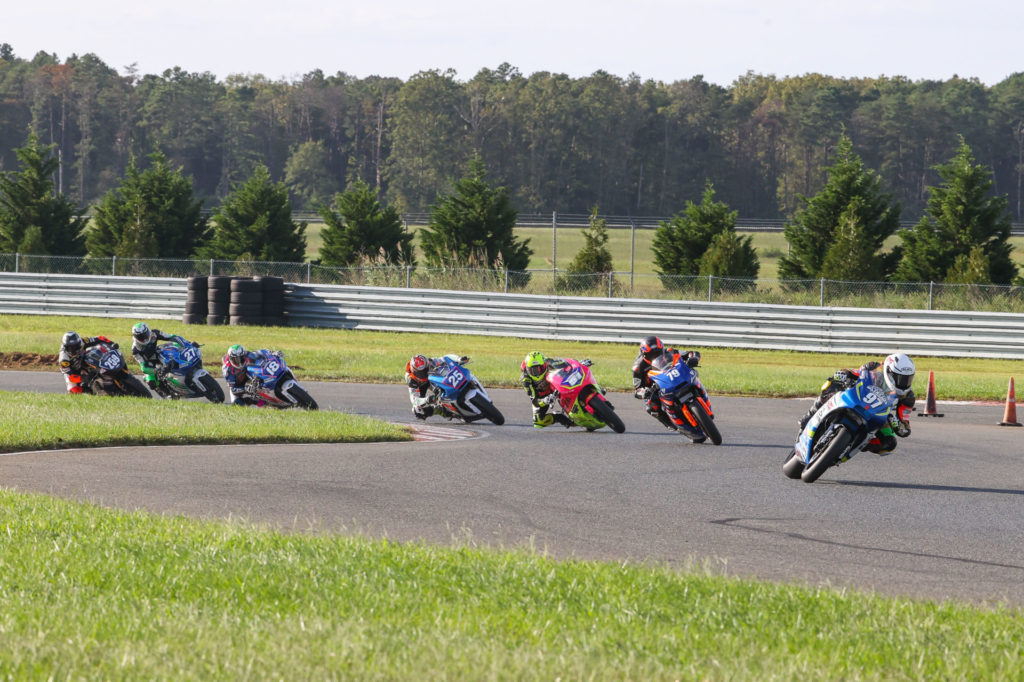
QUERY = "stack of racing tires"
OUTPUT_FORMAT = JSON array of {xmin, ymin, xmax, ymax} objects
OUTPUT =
[
  {"xmin": 257, "ymin": 276, "xmax": 286, "ymax": 327},
  {"xmin": 182, "ymin": 276, "xmax": 208, "ymax": 325},
  {"xmin": 206, "ymin": 276, "xmax": 232, "ymax": 325}
]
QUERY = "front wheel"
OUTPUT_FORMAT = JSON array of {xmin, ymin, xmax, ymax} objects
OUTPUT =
[
  {"xmin": 782, "ymin": 449, "xmax": 804, "ymax": 479},
  {"xmin": 590, "ymin": 396, "xmax": 625, "ymax": 433},
  {"xmin": 284, "ymin": 383, "xmax": 318, "ymax": 410},
  {"xmin": 801, "ymin": 426, "xmax": 851, "ymax": 483},
  {"xmin": 469, "ymin": 394, "xmax": 505, "ymax": 425},
  {"xmin": 198, "ymin": 373, "xmax": 225, "ymax": 403},
  {"xmin": 118, "ymin": 373, "xmax": 153, "ymax": 398},
  {"xmin": 687, "ymin": 399, "xmax": 722, "ymax": 445}
]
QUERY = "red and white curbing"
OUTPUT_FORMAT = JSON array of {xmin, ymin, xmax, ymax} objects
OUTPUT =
[{"xmin": 410, "ymin": 424, "xmax": 481, "ymax": 442}]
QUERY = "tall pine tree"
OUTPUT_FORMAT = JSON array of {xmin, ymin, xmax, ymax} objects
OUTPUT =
[
  {"xmin": 778, "ymin": 133, "xmax": 900, "ymax": 281},
  {"xmin": 200, "ymin": 164, "xmax": 306, "ymax": 262},
  {"xmin": 318, "ymin": 179, "xmax": 413, "ymax": 266},
  {"xmin": 0, "ymin": 131, "xmax": 87, "ymax": 255},
  {"xmin": 893, "ymin": 138, "xmax": 1017, "ymax": 284}
]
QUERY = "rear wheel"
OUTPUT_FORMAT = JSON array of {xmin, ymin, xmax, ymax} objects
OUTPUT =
[
  {"xmin": 801, "ymin": 426, "xmax": 851, "ymax": 483},
  {"xmin": 590, "ymin": 396, "xmax": 625, "ymax": 433},
  {"xmin": 284, "ymin": 383, "xmax": 318, "ymax": 410},
  {"xmin": 688, "ymin": 399, "xmax": 722, "ymax": 445},
  {"xmin": 782, "ymin": 449, "xmax": 804, "ymax": 479},
  {"xmin": 469, "ymin": 394, "xmax": 505, "ymax": 425},
  {"xmin": 198, "ymin": 373, "xmax": 225, "ymax": 403}
]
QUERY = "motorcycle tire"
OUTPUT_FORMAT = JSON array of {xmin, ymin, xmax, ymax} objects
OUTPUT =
[
  {"xmin": 590, "ymin": 396, "xmax": 625, "ymax": 433},
  {"xmin": 118, "ymin": 373, "xmax": 153, "ymax": 398},
  {"xmin": 469, "ymin": 394, "xmax": 505, "ymax": 425},
  {"xmin": 198, "ymin": 373, "xmax": 225, "ymax": 403},
  {"xmin": 782, "ymin": 449, "xmax": 804, "ymax": 479},
  {"xmin": 284, "ymin": 384, "xmax": 318, "ymax": 410},
  {"xmin": 801, "ymin": 426, "xmax": 851, "ymax": 483},
  {"xmin": 687, "ymin": 399, "xmax": 722, "ymax": 445}
]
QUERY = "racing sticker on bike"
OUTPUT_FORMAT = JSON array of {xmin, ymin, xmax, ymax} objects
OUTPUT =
[
  {"xmin": 100, "ymin": 353, "xmax": 121, "ymax": 371},
  {"xmin": 181, "ymin": 347, "xmax": 199, "ymax": 363},
  {"xmin": 561, "ymin": 369, "xmax": 584, "ymax": 388},
  {"xmin": 264, "ymin": 360, "xmax": 281, "ymax": 375},
  {"xmin": 442, "ymin": 367, "xmax": 466, "ymax": 389}
]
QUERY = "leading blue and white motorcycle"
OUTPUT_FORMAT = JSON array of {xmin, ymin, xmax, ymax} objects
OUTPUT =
[{"xmin": 783, "ymin": 371, "xmax": 906, "ymax": 483}]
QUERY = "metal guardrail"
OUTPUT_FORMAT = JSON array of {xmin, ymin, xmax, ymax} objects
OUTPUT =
[
  {"xmin": 2, "ymin": 273, "xmax": 1023, "ymax": 359},
  {"xmin": 0, "ymin": 272, "xmax": 186, "ymax": 320}
]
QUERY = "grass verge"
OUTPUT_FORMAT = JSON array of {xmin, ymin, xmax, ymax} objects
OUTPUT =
[
  {"xmin": 0, "ymin": 391, "xmax": 410, "ymax": 454},
  {"xmin": 2, "ymin": 314, "xmax": 1019, "ymax": 401},
  {"xmin": 0, "ymin": 490, "xmax": 1021, "ymax": 679}
]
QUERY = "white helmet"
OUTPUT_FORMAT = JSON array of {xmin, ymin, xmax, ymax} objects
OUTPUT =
[{"xmin": 883, "ymin": 353, "xmax": 915, "ymax": 396}]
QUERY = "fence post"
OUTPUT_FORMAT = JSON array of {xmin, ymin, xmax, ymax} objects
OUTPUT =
[
  {"xmin": 406, "ymin": 265, "xmax": 411, "ymax": 288},
  {"xmin": 209, "ymin": 258, "xmax": 214, "ymax": 276},
  {"xmin": 307, "ymin": 261, "xmax": 312, "ymax": 284},
  {"xmin": 708, "ymin": 275, "xmax": 713, "ymax": 302},
  {"xmin": 630, "ymin": 219, "xmax": 636, "ymax": 290},
  {"xmin": 112, "ymin": 255, "xmax": 117, "ymax": 276},
  {"xmin": 552, "ymin": 211, "xmax": 557, "ymax": 289},
  {"xmin": 929, "ymin": 281, "xmax": 934, "ymax": 310},
  {"xmin": 14, "ymin": 252, "xmax": 18, "ymax": 273},
  {"xmin": 820, "ymin": 278, "xmax": 825, "ymax": 306},
  {"xmin": 504, "ymin": 268, "xmax": 509, "ymax": 294},
  {"xmin": 608, "ymin": 272, "xmax": 613, "ymax": 298}
]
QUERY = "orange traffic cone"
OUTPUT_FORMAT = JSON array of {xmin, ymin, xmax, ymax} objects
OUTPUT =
[
  {"xmin": 920, "ymin": 370, "xmax": 943, "ymax": 417},
  {"xmin": 999, "ymin": 377, "xmax": 1022, "ymax": 427}
]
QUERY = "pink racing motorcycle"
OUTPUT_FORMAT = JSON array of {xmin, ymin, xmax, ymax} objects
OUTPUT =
[{"xmin": 543, "ymin": 358, "xmax": 625, "ymax": 433}]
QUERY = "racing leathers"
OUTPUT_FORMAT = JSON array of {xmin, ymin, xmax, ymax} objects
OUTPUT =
[
  {"xmin": 633, "ymin": 347, "xmax": 702, "ymax": 429},
  {"xmin": 520, "ymin": 357, "xmax": 574, "ymax": 428},
  {"xmin": 799, "ymin": 363, "xmax": 915, "ymax": 455},
  {"xmin": 58, "ymin": 335, "xmax": 115, "ymax": 394},
  {"xmin": 132, "ymin": 329, "xmax": 189, "ymax": 394},
  {"xmin": 222, "ymin": 349, "xmax": 281, "ymax": 405}
]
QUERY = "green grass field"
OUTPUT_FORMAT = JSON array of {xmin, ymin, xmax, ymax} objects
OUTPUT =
[
  {"xmin": 2, "ymin": 314, "xmax": 1017, "ymax": 401},
  {"xmin": 1, "ymin": 490, "xmax": 1022, "ymax": 679}
]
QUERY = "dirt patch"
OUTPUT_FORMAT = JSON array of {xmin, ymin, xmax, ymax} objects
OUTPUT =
[{"xmin": 0, "ymin": 352, "xmax": 58, "ymax": 370}]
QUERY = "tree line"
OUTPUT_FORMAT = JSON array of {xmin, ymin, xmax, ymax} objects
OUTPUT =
[
  {"xmin": 2, "ymin": 44, "xmax": 1023, "ymax": 221},
  {"xmin": 0, "ymin": 44, "xmax": 1020, "ymax": 286}
]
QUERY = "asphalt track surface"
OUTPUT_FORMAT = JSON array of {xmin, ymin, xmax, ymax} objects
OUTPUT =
[{"xmin": 2, "ymin": 369, "xmax": 1023, "ymax": 607}]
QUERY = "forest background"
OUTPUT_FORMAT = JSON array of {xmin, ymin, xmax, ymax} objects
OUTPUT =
[{"xmin": 2, "ymin": 43, "xmax": 1023, "ymax": 223}]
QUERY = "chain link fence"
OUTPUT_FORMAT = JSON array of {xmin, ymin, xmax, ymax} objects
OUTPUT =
[{"xmin": 4, "ymin": 253, "xmax": 1024, "ymax": 312}]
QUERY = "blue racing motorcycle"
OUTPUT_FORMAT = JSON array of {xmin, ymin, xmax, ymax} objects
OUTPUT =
[
  {"xmin": 647, "ymin": 351, "xmax": 722, "ymax": 444},
  {"xmin": 244, "ymin": 350, "xmax": 318, "ymax": 410},
  {"xmin": 427, "ymin": 354, "xmax": 504, "ymax": 425},
  {"xmin": 783, "ymin": 372, "xmax": 901, "ymax": 483},
  {"xmin": 152, "ymin": 341, "xmax": 225, "ymax": 403}
]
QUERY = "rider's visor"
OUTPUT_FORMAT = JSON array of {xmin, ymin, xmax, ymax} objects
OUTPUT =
[{"xmin": 527, "ymin": 364, "xmax": 546, "ymax": 378}]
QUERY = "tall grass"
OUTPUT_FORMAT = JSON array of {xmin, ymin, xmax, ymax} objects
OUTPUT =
[{"xmin": 0, "ymin": 490, "xmax": 1021, "ymax": 680}]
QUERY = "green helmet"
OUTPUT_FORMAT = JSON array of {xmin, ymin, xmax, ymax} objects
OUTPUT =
[
  {"xmin": 227, "ymin": 344, "xmax": 248, "ymax": 369},
  {"xmin": 522, "ymin": 351, "xmax": 548, "ymax": 381},
  {"xmin": 132, "ymin": 322, "xmax": 153, "ymax": 345}
]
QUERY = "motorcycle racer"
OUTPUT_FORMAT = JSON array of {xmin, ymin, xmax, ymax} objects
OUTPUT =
[
  {"xmin": 58, "ymin": 330, "xmax": 117, "ymax": 394},
  {"xmin": 130, "ymin": 322, "xmax": 190, "ymax": 395},
  {"xmin": 631, "ymin": 335, "xmax": 702, "ymax": 430},
  {"xmin": 520, "ymin": 351, "xmax": 576, "ymax": 428},
  {"xmin": 222, "ymin": 344, "xmax": 284, "ymax": 406},
  {"xmin": 798, "ymin": 353, "xmax": 916, "ymax": 455},
  {"xmin": 405, "ymin": 354, "xmax": 446, "ymax": 419}
]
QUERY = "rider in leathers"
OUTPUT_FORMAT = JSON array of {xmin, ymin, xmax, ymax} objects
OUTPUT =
[{"xmin": 58, "ymin": 331, "xmax": 117, "ymax": 394}]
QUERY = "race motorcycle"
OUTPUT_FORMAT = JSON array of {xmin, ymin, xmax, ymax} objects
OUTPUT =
[
  {"xmin": 149, "ymin": 340, "xmax": 225, "ymax": 403},
  {"xmin": 543, "ymin": 358, "xmax": 625, "ymax": 433},
  {"xmin": 81, "ymin": 342, "xmax": 152, "ymax": 398},
  {"xmin": 427, "ymin": 354, "xmax": 504, "ymax": 425},
  {"xmin": 783, "ymin": 372, "xmax": 910, "ymax": 483},
  {"xmin": 243, "ymin": 351, "xmax": 318, "ymax": 410},
  {"xmin": 646, "ymin": 351, "xmax": 722, "ymax": 444}
]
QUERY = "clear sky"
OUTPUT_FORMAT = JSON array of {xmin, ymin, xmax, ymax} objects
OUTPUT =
[{"xmin": 6, "ymin": 0, "xmax": 1023, "ymax": 85}]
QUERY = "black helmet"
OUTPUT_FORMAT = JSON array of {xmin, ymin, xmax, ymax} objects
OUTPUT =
[
  {"xmin": 640, "ymin": 335, "xmax": 663, "ymax": 361},
  {"xmin": 62, "ymin": 331, "xmax": 83, "ymax": 354}
]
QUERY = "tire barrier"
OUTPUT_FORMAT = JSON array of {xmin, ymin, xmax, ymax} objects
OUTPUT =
[
  {"xmin": 228, "ymin": 277, "xmax": 264, "ymax": 326},
  {"xmin": 183, "ymin": 276, "xmax": 208, "ymax": 324},
  {"xmin": 257, "ymin": 276, "xmax": 285, "ymax": 327},
  {"xmin": 206, "ymin": 276, "xmax": 232, "ymax": 325}
]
